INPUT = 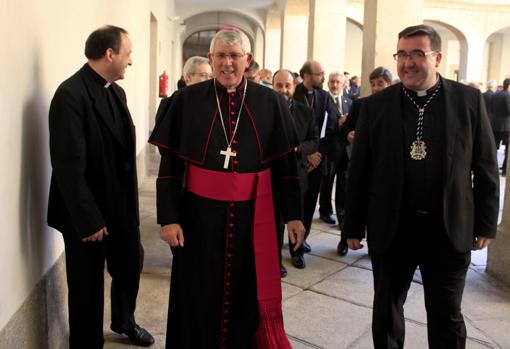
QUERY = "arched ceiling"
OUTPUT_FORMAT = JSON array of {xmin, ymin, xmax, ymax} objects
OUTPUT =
[
  {"xmin": 175, "ymin": 0, "xmax": 275, "ymax": 7},
  {"xmin": 175, "ymin": 0, "xmax": 277, "ymax": 29}
]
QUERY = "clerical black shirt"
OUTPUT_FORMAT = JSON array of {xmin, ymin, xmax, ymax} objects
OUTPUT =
[{"xmin": 401, "ymin": 79, "xmax": 445, "ymax": 219}]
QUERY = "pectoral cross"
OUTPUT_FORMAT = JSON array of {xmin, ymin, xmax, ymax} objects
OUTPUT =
[{"xmin": 220, "ymin": 147, "xmax": 237, "ymax": 169}]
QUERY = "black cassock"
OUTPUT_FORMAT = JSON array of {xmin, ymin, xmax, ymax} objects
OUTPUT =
[{"xmin": 150, "ymin": 79, "xmax": 302, "ymax": 349}]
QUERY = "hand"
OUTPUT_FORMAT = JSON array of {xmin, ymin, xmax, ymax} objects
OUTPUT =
[
  {"xmin": 347, "ymin": 238, "xmax": 363, "ymax": 250},
  {"xmin": 307, "ymin": 152, "xmax": 322, "ymax": 169},
  {"xmin": 472, "ymin": 236, "xmax": 492, "ymax": 250},
  {"xmin": 347, "ymin": 131, "xmax": 355, "ymax": 144},
  {"xmin": 287, "ymin": 220, "xmax": 305, "ymax": 251},
  {"xmin": 338, "ymin": 115, "xmax": 347, "ymax": 126},
  {"xmin": 160, "ymin": 224, "xmax": 185, "ymax": 247},
  {"xmin": 82, "ymin": 227, "xmax": 108, "ymax": 242}
]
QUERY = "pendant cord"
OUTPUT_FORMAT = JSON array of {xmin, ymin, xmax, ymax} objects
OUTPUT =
[
  {"xmin": 214, "ymin": 80, "xmax": 248, "ymax": 149},
  {"xmin": 304, "ymin": 93, "xmax": 314, "ymax": 109},
  {"xmin": 402, "ymin": 82, "xmax": 441, "ymax": 142}
]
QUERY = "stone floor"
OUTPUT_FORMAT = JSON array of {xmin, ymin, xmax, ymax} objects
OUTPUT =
[{"xmin": 100, "ymin": 151, "xmax": 510, "ymax": 349}]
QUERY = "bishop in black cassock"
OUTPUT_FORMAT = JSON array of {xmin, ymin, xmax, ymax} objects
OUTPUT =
[{"xmin": 149, "ymin": 28, "xmax": 304, "ymax": 349}]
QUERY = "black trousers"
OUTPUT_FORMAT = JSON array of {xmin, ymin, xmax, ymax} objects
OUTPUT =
[
  {"xmin": 63, "ymin": 226, "xmax": 144, "ymax": 349},
  {"xmin": 493, "ymin": 131, "xmax": 509, "ymax": 172},
  {"xmin": 290, "ymin": 167, "xmax": 323, "ymax": 256},
  {"xmin": 319, "ymin": 155, "xmax": 348, "ymax": 221},
  {"xmin": 370, "ymin": 216, "xmax": 470, "ymax": 349}
]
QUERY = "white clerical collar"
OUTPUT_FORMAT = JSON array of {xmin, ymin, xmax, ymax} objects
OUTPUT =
[
  {"xmin": 412, "ymin": 75, "xmax": 440, "ymax": 97},
  {"xmin": 216, "ymin": 78, "xmax": 246, "ymax": 93},
  {"xmin": 104, "ymin": 82, "xmax": 111, "ymax": 88}
]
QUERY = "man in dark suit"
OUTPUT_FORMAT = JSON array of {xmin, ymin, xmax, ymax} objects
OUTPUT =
[
  {"xmin": 272, "ymin": 69, "xmax": 320, "ymax": 276},
  {"xmin": 319, "ymin": 71, "xmax": 352, "ymax": 255},
  {"xmin": 344, "ymin": 24, "xmax": 499, "ymax": 349},
  {"xmin": 347, "ymin": 75, "xmax": 361, "ymax": 101},
  {"xmin": 48, "ymin": 25, "xmax": 154, "ymax": 348},
  {"xmin": 293, "ymin": 60, "xmax": 341, "ymax": 268},
  {"xmin": 490, "ymin": 78, "xmax": 510, "ymax": 175},
  {"xmin": 483, "ymin": 79, "xmax": 497, "ymax": 122},
  {"xmin": 338, "ymin": 67, "xmax": 392, "ymax": 257}
]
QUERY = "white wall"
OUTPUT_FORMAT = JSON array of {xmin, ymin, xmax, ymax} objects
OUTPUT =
[{"xmin": 0, "ymin": 0, "xmax": 176, "ymax": 331}]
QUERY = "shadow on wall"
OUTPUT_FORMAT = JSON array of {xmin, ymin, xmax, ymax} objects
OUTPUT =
[{"xmin": 18, "ymin": 54, "xmax": 67, "ymax": 348}]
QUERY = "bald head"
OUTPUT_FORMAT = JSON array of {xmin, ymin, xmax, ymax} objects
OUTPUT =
[{"xmin": 273, "ymin": 69, "xmax": 295, "ymax": 101}]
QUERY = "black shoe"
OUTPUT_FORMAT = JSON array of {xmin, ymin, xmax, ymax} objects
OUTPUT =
[
  {"xmin": 320, "ymin": 214, "xmax": 336, "ymax": 225},
  {"xmin": 112, "ymin": 324, "xmax": 155, "ymax": 347},
  {"xmin": 291, "ymin": 255, "xmax": 306, "ymax": 269},
  {"xmin": 302, "ymin": 241, "xmax": 312, "ymax": 253},
  {"xmin": 337, "ymin": 241, "xmax": 348, "ymax": 257},
  {"xmin": 280, "ymin": 265, "xmax": 288, "ymax": 278}
]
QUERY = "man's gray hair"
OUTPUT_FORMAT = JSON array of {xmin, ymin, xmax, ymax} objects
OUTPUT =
[
  {"xmin": 209, "ymin": 28, "xmax": 251, "ymax": 54},
  {"xmin": 183, "ymin": 56, "xmax": 210, "ymax": 77},
  {"xmin": 328, "ymin": 71, "xmax": 344, "ymax": 79},
  {"xmin": 487, "ymin": 79, "xmax": 498, "ymax": 89}
]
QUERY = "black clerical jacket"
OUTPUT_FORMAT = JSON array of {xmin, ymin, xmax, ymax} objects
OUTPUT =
[
  {"xmin": 293, "ymin": 84, "xmax": 340, "ymax": 174},
  {"xmin": 48, "ymin": 64, "xmax": 139, "ymax": 239},
  {"xmin": 290, "ymin": 100, "xmax": 319, "ymax": 191},
  {"xmin": 344, "ymin": 77, "xmax": 499, "ymax": 253}
]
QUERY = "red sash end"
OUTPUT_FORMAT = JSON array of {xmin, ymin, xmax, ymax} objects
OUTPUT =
[{"xmin": 254, "ymin": 300, "xmax": 292, "ymax": 349}]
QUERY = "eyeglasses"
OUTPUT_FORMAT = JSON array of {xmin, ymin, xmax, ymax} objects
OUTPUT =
[
  {"xmin": 212, "ymin": 52, "xmax": 246, "ymax": 61},
  {"xmin": 190, "ymin": 72, "xmax": 213, "ymax": 79},
  {"xmin": 393, "ymin": 50, "xmax": 437, "ymax": 61},
  {"xmin": 310, "ymin": 71, "xmax": 325, "ymax": 76}
]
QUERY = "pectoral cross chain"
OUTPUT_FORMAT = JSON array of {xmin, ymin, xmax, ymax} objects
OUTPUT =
[{"xmin": 220, "ymin": 147, "xmax": 237, "ymax": 169}]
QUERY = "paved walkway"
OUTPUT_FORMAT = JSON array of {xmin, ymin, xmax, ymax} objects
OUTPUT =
[{"xmin": 101, "ymin": 153, "xmax": 510, "ymax": 349}]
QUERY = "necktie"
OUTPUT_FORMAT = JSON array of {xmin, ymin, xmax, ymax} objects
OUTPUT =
[{"xmin": 335, "ymin": 96, "xmax": 342, "ymax": 114}]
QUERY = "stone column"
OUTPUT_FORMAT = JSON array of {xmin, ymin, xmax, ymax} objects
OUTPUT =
[
  {"xmin": 280, "ymin": 0, "xmax": 309, "ymax": 72},
  {"xmin": 264, "ymin": 4, "xmax": 281, "ymax": 71},
  {"xmin": 308, "ymin": 0, "xmax": 347, "ymax": 74},
  {"xmin": 487, "ymin": 180, "xmax": 510, "ymax": 286},
  {"xmin": 253, "ymin": 26, "xmax": 265, "ymax": 67},
  {"xmin": 360, "ymin": 0, "xmax": 424, "ymax": 96}
]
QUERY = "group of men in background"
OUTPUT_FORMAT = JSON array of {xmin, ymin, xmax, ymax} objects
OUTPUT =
[{"xmin": 483, "ymin": 78, "xmax": 510, "ymax": 176}]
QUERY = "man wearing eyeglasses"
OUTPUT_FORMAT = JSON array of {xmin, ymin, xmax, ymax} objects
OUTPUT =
[
  {"xmin": 344, "ymin": 24, "xmax": 499, "ymax": 349},
  {"xmin": 150, "ymin": 28, "xmax": 304, "ymax": 349},
  {"xmin": 183, "ymin": 56, "xmax": 212, "ymax": 85},
  {"xmin": 154, "ymin": 56, "xmax": 212, "ymax": 125},
  {"xmin": 292, "ymin": 60, "xmax": 341, "ymax": 269}
]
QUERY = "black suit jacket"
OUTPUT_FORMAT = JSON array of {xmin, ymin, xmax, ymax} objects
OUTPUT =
[
  {"xmin": 47, "ymin": 64, "xmax": 139, "ymax": 239},
  {"xmin": 483, "ymin": 90, "xmax": 495, "ymax": 122},
  {"xmin": 290, "ymin": 100, "xmax": 319, "ymax": 191},
  {"xmin": 329, "ymin": 93, "xmax": 352, "ymax": 165},
  {"xmin": 344, "ymin": 78, "xmax": 499, "ymax": 253},
  {"xmin": 490, "ymin": 90, "xmax": 510, "ymax": 132},
  {"xmin": 341, "ymin": 97, "xmax": 362, "ymax": 141}
]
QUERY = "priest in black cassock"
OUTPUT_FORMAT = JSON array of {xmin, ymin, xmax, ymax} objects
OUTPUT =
[
  {"xmin": 344, "ymin": 25, "xmax": 499, "ymax": 349},
  {"xmin": 48, "ymin": 26, "xmax": 154, "ymax": 348},
  {"xmin": 149, "ymin": 28, "xmax": 305, "ymax": 349}
]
